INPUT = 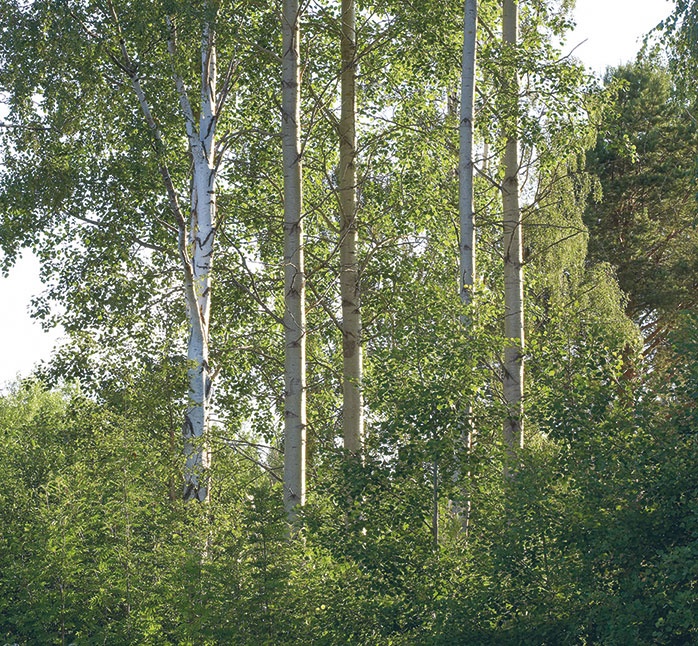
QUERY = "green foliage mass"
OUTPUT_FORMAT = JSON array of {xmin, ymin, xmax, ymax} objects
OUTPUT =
[{"xmin": 2, "ymin": 313, "xmax": 697, "ymax": 645}]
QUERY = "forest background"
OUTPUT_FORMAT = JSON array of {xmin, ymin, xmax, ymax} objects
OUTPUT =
[{"xmin": 1, "ymin": 0, "xmax": 698, "ymax": 644}]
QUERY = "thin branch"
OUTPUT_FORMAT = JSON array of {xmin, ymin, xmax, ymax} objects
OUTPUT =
[
  {"xmin": 306, "ymin": 278, "xmax": 342, "ymax": 332},
  {"xmin": 218, "ymin": 231, "xmax": 285, "ymax": 325},
  {"xmin": 221, "ymin": 438, "xmax": 283, "ymax": 482},
  {"xmin": 475, "ymin": 164, "xmax": 502, "ymax": 190},
  {"xmin": 0, "ymin": 121, "xmax": 51, "ymax": 131},
  {"xmin": 165, "ymin": 16, "xmax": 200, "ymax": 151},
  {"xmin": 215, "ymin": 55, "xmax": 239, "ymax": 117}
]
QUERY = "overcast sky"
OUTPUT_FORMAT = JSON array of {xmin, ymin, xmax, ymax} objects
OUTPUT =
[{"xmin": 0, "ymin": 0, "xmax": 677, "ymax": 386}]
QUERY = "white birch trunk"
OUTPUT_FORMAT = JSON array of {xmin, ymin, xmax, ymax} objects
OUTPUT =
[
  {"xmin": 452, "ymin": 0, "xmax": 477, "ymax": 538},
  {"xmin": 282, "ymin": 0, "xmax": 307, "ymax": 515},
  {"xmin": 182, "ymin": 19, "xmax": 217, "ymax": 502},
  {"xmin": 458, "ymin": 0, "xmax": 478, "ymax": 533},
  {"xmin": 502, "ymin": 0, "xmax": 525, "ymax": 466},
  {"xmin": 459, "ymin": 0, "xmax": 477, "ymax": 305},
  {"xmin": 339, "ymin": 0, "xmax": 363, "ymax": 456},
  {"xmin": 110, "ymin": 0, "xmax": 227, "ymax": 501}
]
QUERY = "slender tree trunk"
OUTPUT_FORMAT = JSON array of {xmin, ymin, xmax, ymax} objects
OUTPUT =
[
  {"xmin": 432, "ymin": 460, "xmax": 439, "ymax": 549},
  {"xmin": 178, "ymin": 18, "xmax": 218, "ymax": 502},
  {"xmin": 460, "ymin": 0, "xmax": 477, "ymax": 306},
  {"xmin": 282, "ymin": 0, "xmax": 307, "ymax": 516},
  {"xmin": 458, "ymin": 0, "xmax": 478, "ymax": 536},
  {"xmin": 502, "ymin": 0, "xmax": 524, "ymax": 468},
  {"xmin": 339, "ymin": 0, "xmax": 363, "ymax": 455},
  {"xmin": 108, "ymin": 1, "xmax": 231, "ymax": 501}
]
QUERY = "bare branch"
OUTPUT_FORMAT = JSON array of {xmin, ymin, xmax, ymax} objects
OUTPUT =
[
  {"xmin": 0, "ymin": 121, "xmax": 51, "ymax": 131},
  {"xmin": 165, "ymin": 16, "xmax": 200, "ymax": 151},
  {"xmin": 220, "ymin": 438, "xmax": 283, "ymax": 482},
  {"xmin": 215, "ymin": 55, "xmax": 239, "ymax": 117}
]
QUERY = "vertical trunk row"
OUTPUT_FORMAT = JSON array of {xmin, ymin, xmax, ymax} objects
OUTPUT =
[
  {"xmin": 339, "ymin": 0, "xmax": 363, "ymax": 456},
  {"xmin": 501, "ymin": 0, "xmax": 525, "ymax": 466},
  {"xmin": 282, "ymin": 0, "xmax": 307, "ymax": 516},
  {"xmin": 459, "ymin": 0, "xmax": 477, "ymax": 306}
]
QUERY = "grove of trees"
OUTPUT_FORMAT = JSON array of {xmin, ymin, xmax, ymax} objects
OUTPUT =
[{"xmin": 1, "ymin": 0, "xmax": 697, "ymax": 643}]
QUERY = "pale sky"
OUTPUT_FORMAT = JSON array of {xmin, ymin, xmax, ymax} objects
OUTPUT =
[
  {"xmin": 0, "ymin": 252, "xmax": 60, "ymax": 387},
  {"xmin": 565, "ymin": 0, "xmax": 673, "ymax": 75},
  {"xmin": 0, "ymin": 0, "xmax": 677, "ymax": 385}
]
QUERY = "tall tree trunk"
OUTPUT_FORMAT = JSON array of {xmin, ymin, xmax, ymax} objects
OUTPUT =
[
  {"xmin": 460, "ymin": 0, "xmax": 477, "ymax": 306},
  {"xmin": 339, "ymin": 0, "xmax": 363, "ymax": 455},
  {"xmin": 458, "ymin": 0, "xmax": 478, "ymax": 534},
  {"xmin": 122, "ymin": 6, "xmax": 221, "ymax": 503},
  {"xmin": 180, "ymin": 17, "xmax": 217, "ymax": 502},
  {"xmin": 282, "ymin": 0, "xmax": 307, "ymax": 516},
  {"xmin": 502, "ymin": 0, "xmax": 524, "ymax": 469}
]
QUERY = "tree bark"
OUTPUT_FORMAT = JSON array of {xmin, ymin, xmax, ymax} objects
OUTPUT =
[
  {"xmin": 339, "ymin": 0, "xmax": 363, "ymax": 456},
  {"xmin": 460, "ymin": 0, "xmax": 477, "ymax": 306},
  {"xmin": 502, "ymin": 0, "xmax": 525, "ymax": 469},
  {"xmin": 106, "ymin": 0, "xmax": 217, "ymax": 502},
  {"xmin": 282, "ymin": 0, "xmax": 307, "ymax": 516},
  {"xmin": 180, "ymin": 17, "xmax": 217, "ymax": 502},
  {"xmin": 458, "ymin": 0, "xmax": 478, "ymax": 533}
]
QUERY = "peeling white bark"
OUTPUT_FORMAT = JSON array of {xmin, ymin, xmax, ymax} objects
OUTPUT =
[
  {"xmin": 177, "ymin": 15, "xmax": 218, "ymax": 503},
  {"xmin": 106, "ymin": 1, "xmax": 238, "ymax": 501},
  {"xmin": 339, "ymin": 0, "xmax": 363, "ymax": 456},
  {"xmin": 282, "ymin": 0, "xmax": 307, "ymax": 516}
]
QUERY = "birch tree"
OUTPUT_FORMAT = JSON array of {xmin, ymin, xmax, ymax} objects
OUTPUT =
[
  {"xmin": 459, "ymin": 0, "xmax": 477, "ymax": 307},
  {"xmin": 281, "ymin": 0, "xmax": 307, "ymax": 515},
  {"xmin": 339, "ymin": 0, "xmax": 363, "ymax": 455},
  {"xmin": 110, "ymin": 1, "xmax": 230, "ymax": 501},
  {"xmin": 457, "ymin": 0, "xmax": 478, "ymax": 533},
  {"xmin": 0, "ymin": 0, "xmax": 244, "ymax": 501},
  {"xmin": 501, "ymin": 0, "xmax": 524, "ymax": 464}
]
